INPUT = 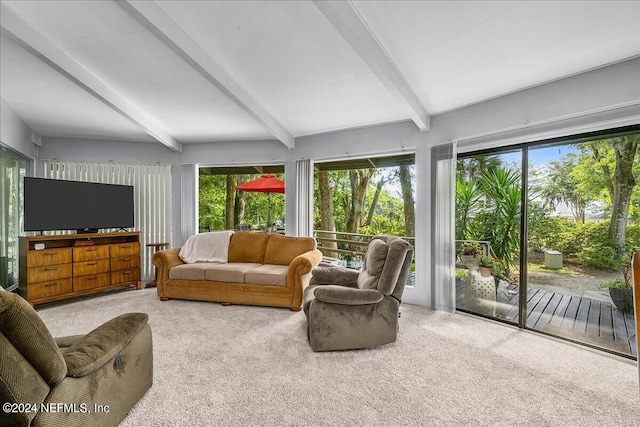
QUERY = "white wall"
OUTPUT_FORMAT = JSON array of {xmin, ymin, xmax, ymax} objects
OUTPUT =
[
  {"xmin": 429, "ymin": 58, "xmax": 640, "ymax": 150},
  {"xmin": 29, "ymin": 58, "xmax": 640, "ymax": 307},
  {"xmin": 0, "ymin": 97, "xmax": 37, "ymax": 161}
]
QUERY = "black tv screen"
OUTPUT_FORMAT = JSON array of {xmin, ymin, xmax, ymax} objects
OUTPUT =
[{"xmin": 24, "ymin": 177, "xmax": 134, "ymax": 233}]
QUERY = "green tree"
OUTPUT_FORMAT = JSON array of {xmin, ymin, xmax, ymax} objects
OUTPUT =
[
  {"xmin": 575, "ymin": 137, "xmax": 640, "ymax": 257},
  {"xmin": 539, "ymin": 154, "xmax": 595, "ymax": 223}
]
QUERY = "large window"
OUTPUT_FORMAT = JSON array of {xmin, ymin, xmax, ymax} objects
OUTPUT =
[
  {"xmin": 312, "ymin": 153, "xmax": 415, "ymax": 277},
  {"xmin": 456, "ymin": 127, "xmax": 639, "ymax": 358},
  {"xmin": 199, "ymin": 165, "xmax": 285, "ymax": 232},
  {"xmin": 0, "ymin": 144, "xmax": 28, "ymax": 291}
]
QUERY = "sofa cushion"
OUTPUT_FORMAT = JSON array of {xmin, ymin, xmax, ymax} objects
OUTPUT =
[
  {"xmin": 356, "ymin": 239, "xmax": 389, "ymax": 290},
  {"xmin": 169, "ymin": 263, "xmax": 219, "ymax": 281},
  {"xmin": 228, "ymin": 232, "xmax": 270, "ymax": 264},
  {"xmin": 263, "ymin": 234, "xmax": 316, "ymax": 266},
  {"xmin": 244, "ymin": 264, "xmax": 289, "ymax": 286},
  {"xmin": 205, "ymin": 263, "xmax": 262, "ymax": 283}
]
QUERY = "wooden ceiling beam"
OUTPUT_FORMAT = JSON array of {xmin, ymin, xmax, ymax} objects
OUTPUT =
[
  {"xmin": 313, "ymin": 0, "xmax": 430, "ymax": 131},
  {"xmin": 119, "ymin": 0, "xmax": 295, "ymax": 149},
  {"xmin": 0, "ymin": 4, "xmax": 182, "ymax": 152}
]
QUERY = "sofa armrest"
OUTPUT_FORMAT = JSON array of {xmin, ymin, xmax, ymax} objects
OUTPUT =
[
  {"xmin": 287, "ymin": 249, "xmax": 323, "ymax": 308},
  {"xmin": 62, "ymin": 313, "xmax": 149, "ymax": 378},
  {"xmin": 152, "ymin": 248, "xmax": 183, "ymax": 295},
  {"xmin": 55, "ymin": 335, "xmax": 84, "ymax": 350},
  {"xmin": 313, "ymin": 285, "xmax": 383, "ymax": 305},
  {"xmin": 310, "ymin": 267, "xmax": 359, "ymax": 287}
]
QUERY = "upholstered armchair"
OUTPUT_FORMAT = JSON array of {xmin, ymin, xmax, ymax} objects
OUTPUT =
[
  {"xmin": 303, "ymin": 236, "xmax": 413, "ymax": 351},
  {"xmin": 0, "ymin": 291, "xmax": 152, "ymax": 427}
]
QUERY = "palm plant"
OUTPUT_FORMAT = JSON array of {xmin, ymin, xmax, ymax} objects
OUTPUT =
[
  {"xmin": 456, "ymin": 180, "xmax": 482, "ymax": 240},
  {"xmin": 478, "ymin": 167, "xmax": 521, "ymax": 270}
]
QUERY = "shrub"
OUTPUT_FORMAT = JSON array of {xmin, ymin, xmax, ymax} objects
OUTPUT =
[
  {"xmin": 577, "ymin": 245, "xmax": 618, "ymax": 270},
  {"xmin": 600, "ymin": 280, "xmax": 628, "ymax": 290},
  {"xmin": 455, "ymin": 269, "xmax": 467, "ymax": 279}
]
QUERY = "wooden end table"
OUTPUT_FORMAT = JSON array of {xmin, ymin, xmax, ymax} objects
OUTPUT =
[{"xmin": 146, "ymin": 242, "xmax": 169, "ymax": 288}]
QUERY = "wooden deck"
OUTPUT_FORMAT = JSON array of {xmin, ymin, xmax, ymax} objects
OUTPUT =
[
  {"xmin": 455, "ymin": 279, "xmax": 637, "ymax": 356},
  {"xmin": 325, "ymin": 266, "xmax": 636, "ymax": 357}
]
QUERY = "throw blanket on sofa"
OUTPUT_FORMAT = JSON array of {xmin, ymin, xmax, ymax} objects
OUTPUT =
[{"xmin": 179, "ymin": 231, "xmax": 233, "ymax": 264}]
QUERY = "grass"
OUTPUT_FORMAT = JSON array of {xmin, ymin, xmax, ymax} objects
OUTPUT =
[{"xmin": 527, "ymin": 263, "xmax": 576, "ymax": 275}]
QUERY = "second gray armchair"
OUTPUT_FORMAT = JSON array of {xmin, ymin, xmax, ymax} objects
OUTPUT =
[{"xmin": 303, "ymin": 236, "xmax": 413, "ymax": 351}]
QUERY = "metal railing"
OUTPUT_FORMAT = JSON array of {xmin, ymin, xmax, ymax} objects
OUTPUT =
[
  {"xmin": 314, "ymin": 232, "xmax": 493, "ymax": 263},
  {"xmin": 314, "ymin": 230, "xmax": 415, "ymax": 259}
]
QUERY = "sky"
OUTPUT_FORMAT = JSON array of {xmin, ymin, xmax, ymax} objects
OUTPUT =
[
  {"xmin": 491, "ymin": 144, "xmax": 601, "ymax": 218},
  {"xmin": 499, "ymin": 144, "xmax": 579, "ymax": 166}
]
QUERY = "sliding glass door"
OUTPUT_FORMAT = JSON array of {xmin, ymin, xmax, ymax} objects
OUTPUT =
[
  {"xmin": 526, "ymin": 136, "xmax": 638, "ymax": 356},
  {"xmin": 455, "ymin": 149, "xmax": 522, "ymax": 323},
  {"xmin": 456, "ymin": 127, "xmax": 639, "ymax": 358},
  {"xmin": 0, "ymin": 145, "xmax": 28, "ymax": 291}
]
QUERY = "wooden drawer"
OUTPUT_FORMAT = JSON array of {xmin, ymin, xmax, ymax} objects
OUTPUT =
[
  {"xmin": 73, "ymin": 259, "xmax": 110, "ymax": 277},
  {"xmin": 27, "ymin": 248, "xmax": 72, "ymax": 267},
  {"xmin": 73, "ymin": 245, "xmax": 110, "ymax": 262},
  {"xmin": 111, "ymin": 267, "xmax": 140, "ymax": 285},
  {"xmin": 73, "ymin": 273, "xmax": 110, "ymax": 291},
  {"xmin": 27, "ymin": 278, "xmax": 73, "ymax": 300},
  {"xmin": 111, "ymin": 243, "xmax": 140, "ymax": 257},
  {"xmin": 111, "ymin": 255, "xmax": 140, "ymax": 271},
  {"xmin": 27, "ymin": 263, "xmax": 72, "ymax": 284}
]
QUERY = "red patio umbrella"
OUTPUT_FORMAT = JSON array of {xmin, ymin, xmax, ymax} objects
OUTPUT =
[{"xmin": 235, "ymin": 174, "xmax": 285, "ymax": 226}]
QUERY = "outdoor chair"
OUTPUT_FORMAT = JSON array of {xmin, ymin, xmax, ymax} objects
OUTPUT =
[
  {"xmin": 0, "ymin": 291, "xmax": 153, "ymax": 427},
  {"xmin": 303, "ymin": 235, "xmax": 413, "ymax": 351}
]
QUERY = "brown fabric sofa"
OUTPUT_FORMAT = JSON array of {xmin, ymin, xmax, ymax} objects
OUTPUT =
[
  {"xmin": 152, "ymin": 232, "xmax": 323, "ymax": 310},
  {"xmin": 0, "ymin": 291, "xmax": 152, "ymax": 427}
]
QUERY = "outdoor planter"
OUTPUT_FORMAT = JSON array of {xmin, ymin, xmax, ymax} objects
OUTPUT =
[
  {"xmin": 609, "ymin": 288, "xmax": 634, "ymax": 313},
  {"xmin": 479, "ymin": 266, "xmax": 493, "ymax": 277},
  {"xmin": 460, "ymin": 255, "xmax": 480, "ymax": 271}
]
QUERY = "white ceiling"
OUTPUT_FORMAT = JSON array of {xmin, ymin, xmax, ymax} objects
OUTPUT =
[{"xmin": 1, "ymin": 0, "xmax": 638, "ymax": 151}]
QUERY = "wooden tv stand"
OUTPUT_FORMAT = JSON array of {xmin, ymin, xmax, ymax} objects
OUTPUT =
[{"xmin": 19, "ymin": 231, "xmax": 141, "ymax": 306}]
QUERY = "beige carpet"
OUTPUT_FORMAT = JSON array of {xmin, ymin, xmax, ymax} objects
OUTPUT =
[{"xmin": 36, "ymin": 287, "xmax": 639, "ymax": 427}]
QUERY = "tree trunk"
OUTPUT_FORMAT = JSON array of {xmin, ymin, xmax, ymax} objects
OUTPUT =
[
  {"xmin": 318, "ymin": 171, "xmax": 338, "ymax": 256},
  {"xmin": 345, "ymin": 170, "xmax": 371, "ymax": 234},
  {"xmin": 364, "ymin": 177, "xmax": 386, "ymax": 227},
  {"xmin": 608, "ymin": 137, "xmax": 639, "ymax": 257},
  {"xmin": 225, "ymin": 175, "xmax": 234, "ymax": 230},
  {"xmin": 234, "ymin": 176, "xmax": 246, "ymax": 227},
  {"xmin": 399, "ymin": 164, "xmax": 415, "ymax": 237}
]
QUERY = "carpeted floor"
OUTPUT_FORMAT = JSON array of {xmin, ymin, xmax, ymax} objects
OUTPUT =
[{"xmin": 36, "ymin": 287, "xmax": 639, "ymax": 427}]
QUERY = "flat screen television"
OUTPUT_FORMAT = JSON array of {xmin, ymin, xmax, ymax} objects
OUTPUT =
[{"xmin": 24, "ymin": 177, "xmax": 135, "ymax": 233}]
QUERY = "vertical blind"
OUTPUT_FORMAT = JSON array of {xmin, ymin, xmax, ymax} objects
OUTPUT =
[
  {"xmin": 295, "ymin": 159, "xmax": 313, "ymax": 237},
  {"xmin": 0, "ymin": 147, "xmax": 28, "ymax": 290},
  {"xmin": 43, "ymin": 160, "xmax": 172, "ymax": 281},
  {"xmin": 430, "ymin": 142, "xmax": 457, "ymax": 312},
  {"xmin": 180, "ymin": 164, "xmax": 197, "ymax": 244}
]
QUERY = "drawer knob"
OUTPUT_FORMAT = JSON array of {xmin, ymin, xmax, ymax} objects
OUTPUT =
[
  {"xmin": 87, "ymin": 262, "xmax": 97, "ymax": 266},
  {"xmin": 88, "ymin": 276, "xmax": 98, "ymax": 280},
  {"xmin": 123, "ymin": 271, "xmax": 131, "ymax": 275},
  {"xmin": 122, "ymin": 257, "xmax": 131, "ymax": 261},
  {"xmin": 87, "ymin": 248, "xmax": 98, "ymax": 252},
  {"xmin": 44, "ymin": 267, "xmax": 58, "ymax": 271},
  {"xmin": 44, "ymin": 282, "xmax": 58, "ymax": 287},
  {"xmin": 44, "ymin": 251, "xmax": 58, "ymax": 256}
]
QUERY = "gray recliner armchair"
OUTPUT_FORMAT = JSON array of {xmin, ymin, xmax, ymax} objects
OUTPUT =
[
  {"xmin": 303, "ymin": 236, "xmax": 413, "ymax": 351},
  {"xmin": 0, "ymin": 291, "xmax": 153, "ymax": 427}
]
